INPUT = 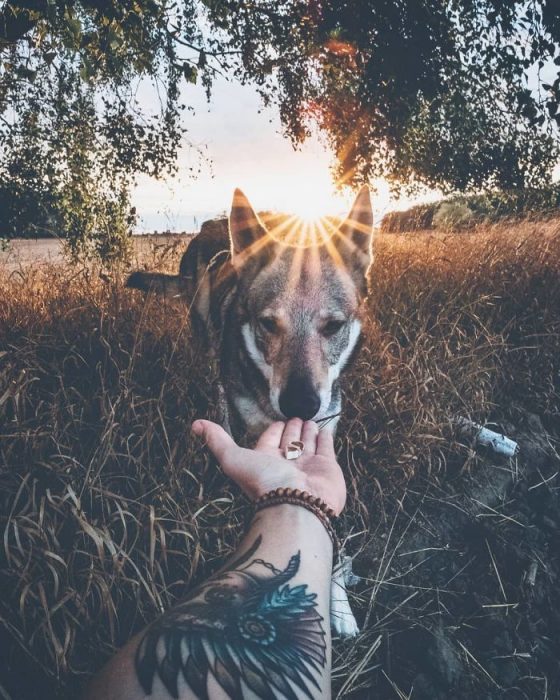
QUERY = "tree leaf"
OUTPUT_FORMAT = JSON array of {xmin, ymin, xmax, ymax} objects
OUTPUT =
[{"xmin": 183, "ymin": 64, "xmax": 198, "ymax": 83}]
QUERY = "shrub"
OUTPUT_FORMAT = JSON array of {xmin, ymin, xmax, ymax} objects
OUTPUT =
[
  {"xmin": 379, "ymin": 203, "xmax": 436, "ymax": 233},
  {"xmin": 433, "ymin": 201, "xmax": 475, "ymax": 231},
  {"xmin": 381, "ymin": 186, "xmax": 560, "ymax": 233}
]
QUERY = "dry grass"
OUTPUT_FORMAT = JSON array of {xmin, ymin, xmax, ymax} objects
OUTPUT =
[{"xmin": 1, "ymin": 221, "xmax": 559, "ymax": 699}]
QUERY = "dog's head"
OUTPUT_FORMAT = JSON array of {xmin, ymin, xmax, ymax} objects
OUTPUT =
[{"xmin": 229, "ymin": 187, "xmax": 374, "ymax": 423}]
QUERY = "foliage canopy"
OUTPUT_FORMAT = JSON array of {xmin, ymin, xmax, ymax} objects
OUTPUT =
[{"xmin": 2, "ymin": 1, "xmax": 560, "ymax": 254}]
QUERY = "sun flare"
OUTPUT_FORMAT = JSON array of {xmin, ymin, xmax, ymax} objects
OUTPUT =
[
  {"xmin": 286, "ymin": 198, "xmax": 335, "ymax": 223},
  {"xmin": 254, "ymin": 182, "xmax": 352, "ymax": 250},
  {"xmin": 277, "ymin": 186, "xmax": 351, "ymax": 222},
  {"xmin": 258, "ymin": 211, "xmax": 341, "ymax": 252}
]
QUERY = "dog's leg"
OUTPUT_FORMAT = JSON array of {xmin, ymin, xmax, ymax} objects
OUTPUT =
[
  {"xmin": 320, "ymin": 414, "xmax": 359, "ymax": 636},
  {"xmin": 217, "ymin": 383, "xmax": 232, "ymax": 435},
  {"xmin": 330, "ymin": 554, "xmax": 359, "ymax": 638}
]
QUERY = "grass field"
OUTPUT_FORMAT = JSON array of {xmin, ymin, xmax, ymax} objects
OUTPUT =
[{"xmin": 1, "ymin": 222, "xmax": 559, "ymax": 699}]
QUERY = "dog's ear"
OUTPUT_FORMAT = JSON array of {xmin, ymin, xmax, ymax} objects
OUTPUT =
[
  {"xmin": 334, "ymin": 185, "xmax": 374, "ymax": 294},
  {"xmin": 229, "ymin": 188, "xmax": 269, "ymax": 268}
]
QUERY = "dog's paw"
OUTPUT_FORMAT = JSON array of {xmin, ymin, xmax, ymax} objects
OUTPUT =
[
  {"xmin": 330, "ymin": 608, "xmax": 360, "ymax": 638},
  {"xmin": 335, "ymin": 553, "xmax": 361, "ymax": 587},
  {"xmin": 330, "ymin": 567, "xmax": 360, "ymax": 638}
]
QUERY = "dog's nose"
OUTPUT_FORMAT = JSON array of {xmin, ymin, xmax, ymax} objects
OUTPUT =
[{"xmin": 279, "ymin": 374, "xmax": 321, "ymax": 420}]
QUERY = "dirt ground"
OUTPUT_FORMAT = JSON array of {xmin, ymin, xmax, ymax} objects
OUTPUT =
[
  {"xmin": 1, "ymin": 238, "xmax": 66, "ymax": 269},
  {"xmin": 341, "ymin": 413, "xmax": 560, "ymax": 699},
  {"xmin": 0, "ymin": 235, "xmax": 191, "ymax": 271}
]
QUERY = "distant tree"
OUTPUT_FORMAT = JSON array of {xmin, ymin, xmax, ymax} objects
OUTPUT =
[
  {"xmin": 0, "ymin": 68, "xmax": 137, "ymax": 258},
  {"xmin": 0, "ymin": 106, "xmax": 60, "ymax": 239},
  {"xmin": 2, "ymin": 1, "xmax": 560, "ymax": 257},
  {"xmin": 0, "ymin": 0, "xmax": 203, "ymax": 257}
]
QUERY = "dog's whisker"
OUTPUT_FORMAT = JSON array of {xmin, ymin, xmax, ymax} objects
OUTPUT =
[{"xmin": 316, "ymin": 412, "xmax": 341, "ymax": 429}]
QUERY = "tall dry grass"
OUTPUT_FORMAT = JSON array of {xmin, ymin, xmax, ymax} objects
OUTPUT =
[{"xmin": 0, "ymin": 222, "xmax": 559, "ymax": 698}]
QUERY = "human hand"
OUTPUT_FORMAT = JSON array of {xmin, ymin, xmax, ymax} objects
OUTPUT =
[{"xmin": 192, "ymin": 418, "xmax": 346, "ymax": 515}]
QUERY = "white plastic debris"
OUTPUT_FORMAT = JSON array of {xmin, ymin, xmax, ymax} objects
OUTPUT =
[{"xmin": 456, "ymin": 418, "xmax": 519, "ymax": 458}]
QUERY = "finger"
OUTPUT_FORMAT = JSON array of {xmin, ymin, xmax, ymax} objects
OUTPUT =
[
  {"xmin": 192, "ymin": 419, "xmax": 237, "ymax": 462},
  {"xmin": 280, "ymin": 418, "xmax": 304, "ymax": 450},
  {"xmin": 317, "ymin": 429, "xmax": 336, "ymax": 459},
  {"xmin": 255, "ymin": 421, "xmax": 286, "ymax": 451},
  {"xmin": 301, "ymin": 421, "xmax": 319, "ymax": 454}
]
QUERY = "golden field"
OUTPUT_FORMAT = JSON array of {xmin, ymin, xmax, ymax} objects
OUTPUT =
[{"xmin": 1, "ymin": 222, "xmax": 559, "ymax": 699}]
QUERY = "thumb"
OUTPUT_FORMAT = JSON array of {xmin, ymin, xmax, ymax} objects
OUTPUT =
[{"xmin": 192, "ymin": 419, "xmax": 237, "ymax": 462}]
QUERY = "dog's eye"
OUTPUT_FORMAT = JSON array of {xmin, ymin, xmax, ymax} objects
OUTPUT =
[
  {"xmin": 321, "ymin": 319, "xmax": 345, "ymax": 337},
  {"xmin": 258, "ymin": 317, "xmax": 278, "ymax": 334}
]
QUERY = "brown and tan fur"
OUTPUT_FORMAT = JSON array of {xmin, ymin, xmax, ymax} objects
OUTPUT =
[{"xmin": 127, "ymin": 187, "xmax": 374, "ymax": 443}]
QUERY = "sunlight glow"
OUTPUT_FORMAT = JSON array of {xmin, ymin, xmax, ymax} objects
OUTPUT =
[
  {"xmin": 260, "ymin": 214, "xmax": 329, "ymax": 249},
  {"xmin": 285, "ymin": 194, "xmax": 340, "ymax": 222},
  {"xmin": 258, "ymin": 213, "xmax": 346, "ymax": 259},
  {"xmin": 130, "ymin": 80, "xmax": 444, "ymax": 233}
]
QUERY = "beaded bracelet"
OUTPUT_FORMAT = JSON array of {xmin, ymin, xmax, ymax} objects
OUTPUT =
[{"xmin": 253, "ymin": 488, "xmax": 339, "ymax": 557}]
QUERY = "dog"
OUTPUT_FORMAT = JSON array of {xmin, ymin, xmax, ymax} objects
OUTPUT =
[
  {"xmin": 127, "ymin": 187, "xmax": 374, "ymax": 635},
  {"xmin": 128, "ymin": 187, "xmax": 373, "ymax": 439}
]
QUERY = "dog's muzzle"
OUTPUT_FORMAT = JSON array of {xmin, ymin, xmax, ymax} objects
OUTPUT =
[{"xmin": 278, "ymin": 373, "xmax": 321, "ymax": 421}]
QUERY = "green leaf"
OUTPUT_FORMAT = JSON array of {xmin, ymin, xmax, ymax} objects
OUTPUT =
[
  {"xmin": 80, "ymin": 57, "xmax": 95, "ymax": 82},
  {"xmin": 199, "ymin": 0, "xmax": 228, "ymax": 11},
  {"xmin": 182, "ymin": 64, "xmax": 197, "ymax": 83},
  {"xmin": 107, "ymin": 24, "xmax": 123, "ymax": 51},
  {"xmin": 47, "ymin": 1, "xmax": 57, "ymax": 23},
  {"xmin": 15, "ymin": 66, "xmax": 37, "ymax": 82},
  {"xmin": 66, "ymin": 17, "xmax": 82, "ymax": 43}
]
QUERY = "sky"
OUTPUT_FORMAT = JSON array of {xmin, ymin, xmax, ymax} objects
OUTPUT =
[
  {"xmin": 130, "ymin": 76, "xmax": 440, "ymax": 233},
  {"xmin": 131, "ymin": 55, "xmax": 560, "ymax": 234}
]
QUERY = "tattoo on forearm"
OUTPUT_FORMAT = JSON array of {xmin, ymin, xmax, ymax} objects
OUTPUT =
[{"xmin": 135, "ymin": 536, "xmax": 327, "ymax": 699}]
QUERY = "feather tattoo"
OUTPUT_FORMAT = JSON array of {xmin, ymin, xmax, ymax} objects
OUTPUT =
[{"xmin": 135, "ymin": 536, "xmax": 327, "ymax": 699}]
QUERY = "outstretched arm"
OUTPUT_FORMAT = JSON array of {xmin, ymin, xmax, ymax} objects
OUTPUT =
[{"xmin": 84, "ymin": 418, "xmax": 346, "ymax": 700}]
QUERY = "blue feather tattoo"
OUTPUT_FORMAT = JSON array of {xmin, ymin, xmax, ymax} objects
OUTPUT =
[{"xmin": 135, "ymin": 536, "xmax": 327, "ymax": 699}]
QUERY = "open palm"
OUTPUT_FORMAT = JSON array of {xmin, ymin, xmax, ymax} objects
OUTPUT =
[{"xmin": 192, "ymin": 417, "xmax": 346, "ymax": 515}]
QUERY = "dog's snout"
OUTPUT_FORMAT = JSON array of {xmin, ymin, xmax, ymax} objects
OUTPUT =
[{"xmin": 278, "ymin": 374, "xmax": 321, "ymax": 421}]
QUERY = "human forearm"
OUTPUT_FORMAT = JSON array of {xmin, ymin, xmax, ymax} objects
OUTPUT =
[{"xmin": 85, "ymin": 504, "xmax": 333, "ymax": 700}]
